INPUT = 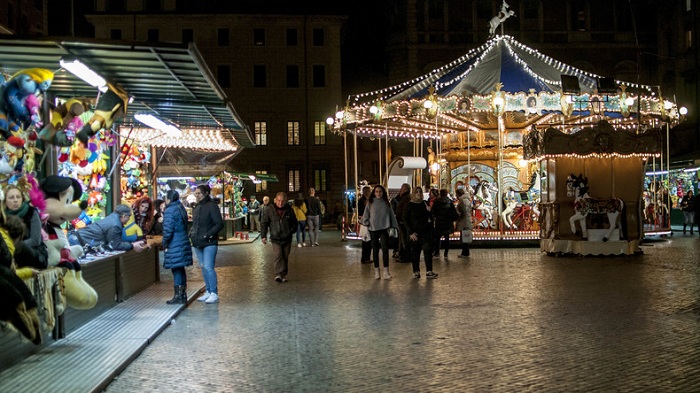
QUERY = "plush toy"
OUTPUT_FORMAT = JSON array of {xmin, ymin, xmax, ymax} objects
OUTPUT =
[
  {"xmin": 39, "ymin": 98, "xmax": 90, "ymax": 146},
  {"xmin": 0, "ymin": 266, "xmax": 42, "ymax": 344},
  {"xmin": 0, "ymin": 68, "xmax": 54, "ymax": 138},
  {"xmin": 40, "ymin": 175, "xmax": 97, "ymax": 310},
  {"xmin": 122, "ymin": 209, "xmax": 143, "ymax": 242},
  {"xmin": 76, "ymin": 86, "xmax": 128, "ymax": 145}
]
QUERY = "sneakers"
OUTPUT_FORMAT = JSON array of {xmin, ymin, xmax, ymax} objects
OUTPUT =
[
  {"xmin": 413, "ymin": 272, "xmax": 421, "ymax": 279},
  {"xmin": 314, "ymin": 242, "xmax": 319, "ymax": 246},
  {"xmin": 281, "ymin": 275, "xmax": 288, "ymax": 282},
  {"xmin": 197, "ymin": 291, "xmax": 211, "ymax": 302},
  {"xmin": 275, "ymin": 274, "xmax": 283, "ymax": 282},
  {"xmin": 297, "ymin": 243, "xmax": 302, "ymax": 248},
  {"xmin": 302, "ymin": 242, "xmax": 307, "ymax": 247},
  {"xmin": 205, "ymin": 293, "xmax": 219, "ymax": 303},
  {"xmin": 426, "ymin": 271, "xmax": 438, "ymax": 279}
]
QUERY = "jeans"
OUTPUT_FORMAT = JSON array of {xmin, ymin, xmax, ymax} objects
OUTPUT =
[
  {"xmin": 194, "ymin": 245, "xmax": 218, "ymax": 294},
  {"xmin": 172, "ymin": 266, "xmax": 186, "ymax": 286},
  {"xmin": 370, "ymin": 229, "xmax": 390, "ymax": 268},
  {"xmin": 272, "ymin": 241, "xmax": 292, "ymax": 276},
  {"xmin": 296, "ymin": 221, "xmax": 307, "ymax": 244},
  {"xmin": 306, "ymin": 215, "xmax": 320, "ymax": 244}
]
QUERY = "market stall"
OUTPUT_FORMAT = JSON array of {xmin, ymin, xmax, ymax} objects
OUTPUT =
[{"xmin": 327, "ymin": 34, "xmax": 683, "ymax": 241}]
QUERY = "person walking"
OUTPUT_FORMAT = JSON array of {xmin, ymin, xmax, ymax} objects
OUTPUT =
[
  {"xmin": 393, "ymin": 183, "xmax": 412, "ymax": 263},
  {"xmin": 432, "ymin": 189, "xmax": 457, "ymax": 258},
  {"xmin": 455, "ymin": 187, "xmax": 473, "ymax": 258},
  {"xmin": 162, "ymin": 190, "xmax": 193, "ymax": 304},
  {"xmin": 306, "ymin": 188, "xmax": 322, "ymax": 246},
  {"xmin": 361, "ymin": 185, "xmax": 398, "ymax": 279},
  {"xmin": 358, "ymin": 185, "xmax": 373, "ymax": 264},
  {"xmin": 261, "ymin": 192, "xmax": 298, "ymax": 282},
  {"xmin": 292, "ymin": 193, "xmax": 308, "ymax": 247},
  {"xmin": 680, "ymin": 190, "xmax": 695, "ymax": 235},
  {"xmin": 248, "ymin": 195, "xmax": 261, "ymax": 233},
  {"xmin": 403, "ymin": 186, "xmax": 438, "ymax": 279},
  {"xmin": 190, "ymin": 185, "xmax": 224, "ymax": 304}
]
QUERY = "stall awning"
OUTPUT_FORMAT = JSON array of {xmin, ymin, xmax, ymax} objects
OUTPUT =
[{"xmin": 0, "ymin": 37, "xmax": 254, "ymax": 149}]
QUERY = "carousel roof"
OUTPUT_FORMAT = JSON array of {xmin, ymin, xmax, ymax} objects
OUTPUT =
[{"xmin": 334, "ymin": 35, "xmax": 678, "ymax": 139}]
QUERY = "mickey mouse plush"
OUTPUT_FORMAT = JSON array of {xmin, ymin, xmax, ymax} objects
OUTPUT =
[{"xmin": 40, "ymin": 175, "xmax": 97, "ymax": 310}]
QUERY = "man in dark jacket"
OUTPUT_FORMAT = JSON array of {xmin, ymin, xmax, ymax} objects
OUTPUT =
[
  {"xmin": 261, "ymin": 192, "xmax": 298, "ymax": 282},
  {"xmin": 393, "ymin": 183, "xmax": 412, "ymax": 262},
  {"xmin": 70, "ymin": 204, "xmax": 147, "ymax": 252}
]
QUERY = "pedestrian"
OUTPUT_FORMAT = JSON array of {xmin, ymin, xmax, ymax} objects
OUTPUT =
[
  {"xmin": 306, "ymin": 187, "xmax": 322, "ymax": 246},
  {"xmin": 393, "ymin": 183, "xmax": 412, "ymax": 263},
  {"xmin": 292, "ymin": 192, "xmax": 308, "ymax": 247},
  {"xmin": 432, "ymin": 189, "xmax": 457, "ymax": 258},
  {"xmin": 260, "ymin": 195, "xmax": 271, "ymax": 217},
  {"xmin": 162, "ymin": 190, "xmax": 193, "ymax": 305},
  {"xmin": 680, "ymin": 190, "xmax": 695, "ymax": 235},
  {"xmin": 361, "ymin": 184, "xmax": 399, "ymax": 279},
  {"xmin": 403, "ymin": 186, "xmax": 438, "ymax": 279},
  {"xmin": 455, "ymin": 187, "xmax": 473, "ymax": 258},
  {"xmin": 358, "ymin": 185, "xmax": 373, "ymax": 264},
  {"xmin": 151, "ymin": 199, "xmax": 165, "ymax": 235},
  {"xmin": 261, "ymin": 192, "xmax": 298, "ymax": 282},
  {"xmin": 248, "ymin": 195, "xmax": 261, "ymax": 232},
  {"xmin": 190, "ymin": 184, "xmax": 224, "ymax": 304},
  {"xmin": 131, "ymin": 196, "xmax": 155, "ymax": 235}
]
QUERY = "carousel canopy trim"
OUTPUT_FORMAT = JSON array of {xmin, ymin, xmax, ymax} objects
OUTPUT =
[
  {"xmin": 523, "ymin": 121, "xmax": 663, "ymax": 160},
  {"xmin": 0, "ymin": 37, "xmax": 254, "ymax": 149}
]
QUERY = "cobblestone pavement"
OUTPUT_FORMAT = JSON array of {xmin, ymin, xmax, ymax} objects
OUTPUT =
[{"xmin": 105, "ymin": 232, "xmax": 700, "ymax": 392}]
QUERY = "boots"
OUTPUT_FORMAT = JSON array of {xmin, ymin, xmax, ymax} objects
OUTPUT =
[
  {"xmin": 166, "ymin": 285, "xmax": 187, "ymax": 304},
  {"xmin": 374, "ymin": 268, "xmax": 381, "ymax": 280},
  {"xmin": 382, "ymin": 267, "xmax": 392, "ymax": 279},
  {"xmin": 683, "ymin": 225, "xmax": 687, "ymax": 234}
]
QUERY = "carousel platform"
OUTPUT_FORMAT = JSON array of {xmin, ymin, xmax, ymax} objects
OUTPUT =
[{"xmin": 0, "ymin": 282, "xmax": 204, "ymax": 393}]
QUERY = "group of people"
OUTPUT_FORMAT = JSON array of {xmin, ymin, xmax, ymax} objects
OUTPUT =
[
  {"xmin": 679, "ymin": 189, "xmax": 700, "ymax": 235},
  {"xmin": 259, "ymin": 188, "xmax": 323, "ymax": 282},
  {"xmin": 358, "ymin": 183, "xmax": 473, "ymax": 280}
]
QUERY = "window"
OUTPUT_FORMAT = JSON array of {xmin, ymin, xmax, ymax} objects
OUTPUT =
[
  {"xmin": 312, "ymin": 65, "xmax": 325, "ymax": 87},
  {"xmin": 286, "ymin": 29, "xmax": 298, "ymax": 46},
  {"xmin": 314, "ymin": 169, "xmax": 327, "ymax": 192},
  {"xmin": 254, "ymin": 122, "xmax": 267, "ymax": 145},
  {"xmin": 287, "ymin": 121, "xmax": 300, "ymax": 145},
  {"xmin": 288, "ymin": 169, "xmax": 301, "ymax": 192},
  {"xmin": 111, "ymin": 29, "xmax": 122, "ymax": 40},
  {"xmin": 217, "ymin": 65, "xmax": 231, "ymax": 88},
  {"xmin": 313, "ymin": 121, "xmax": 326, "ymax": 145},
  {"xmin": 182, "ymin": 29, "xmax": 194, "ymax": 44},
  {"xmin": 253, "ymin": 65, "xmax": 267, "ymax": 88},
  {"xmin": 218, "ymin": 28, "xmax": 230, "ymax": 46},
  {"xmin": 286, "ymin": 65, "xmax": 299, "ymax": 88},
  {"xmin": 147, "ymin": 29, "xmax": 159, "ymax": 42},
  {"xmin": 313, "ymin": 28, "xmax": 324, "ymax": 46},
  {"xmin": 254, "ymin": 28, "xmax": 265, "ymax": 46},
  {"xmin": 255, "ymin": 170, "xmax": 268, "ymax": 192}
]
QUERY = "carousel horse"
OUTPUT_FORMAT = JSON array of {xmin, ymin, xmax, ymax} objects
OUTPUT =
[
  {"xmin": 566, "ymin": 173, "xmax": 624, "ymax": 242},
  {"xmin": 472, "ymin": 180, "xmax": 497, "ymax": 229},
  {"xmin": 488, "ymin": 1, "xmax": 515, "ymax": 35},
  {"xmin": 501, "ymin": 170, "xmax": 542, "ymax": 230}
]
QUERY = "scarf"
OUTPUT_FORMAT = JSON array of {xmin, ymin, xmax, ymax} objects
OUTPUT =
[{"xmin": 5, "ymin": 201, "xmax": 30, "ymax": 218}]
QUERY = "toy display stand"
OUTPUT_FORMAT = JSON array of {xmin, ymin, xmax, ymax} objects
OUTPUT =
[{"xmin": 525, "ymin": 121, "xmax": 663, "ymax": 256}]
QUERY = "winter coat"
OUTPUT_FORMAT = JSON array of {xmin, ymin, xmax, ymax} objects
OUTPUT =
[
  {"xmin": 292, "ymin": 202, "xmax": 307, "ymax": 221},
  {"xmin": 403, "ymin": 200, "xmax": 433, "ymax": 241},
  {"xmin": 306, "ymin": 196, "xmax": 322, "ymax": 216},
  {"xmin": 432, "ymin": 196, "xmax": 456, "ymax": 236},
  {"xmin": 261, "ymin": 204, "xmax": 298, "ymax": 244},
  {"xmin": 162, "ymin": 200, "xmax": 193, "ymax": 269},
  {"xmin": 189, "ymin": 195, "xmax": 224, "ymax": 248},
  {"xmin": 456, "ymin": 193, "xmax": 473, "ymax": 231},
  {"xmin": 76, "ymin": 212, "xmax": 133, "ymax": 251}
]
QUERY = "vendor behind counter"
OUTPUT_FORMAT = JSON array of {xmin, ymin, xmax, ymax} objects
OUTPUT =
[{"xmin": 68, "ymin": 205, "xmax": 148, "ymax": 252}]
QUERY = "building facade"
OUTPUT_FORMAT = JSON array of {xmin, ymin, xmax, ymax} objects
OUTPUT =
[{"xmin": 82, "ymin": 0, "xmax": 347, "ymax": 220}]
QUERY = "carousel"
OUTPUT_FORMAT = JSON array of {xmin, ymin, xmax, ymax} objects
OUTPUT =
[{"xmin": 328, "ymin": 32, "xmax": 683, "ymax": 242}]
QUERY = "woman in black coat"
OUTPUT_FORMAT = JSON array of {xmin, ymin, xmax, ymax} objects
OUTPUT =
[
  {"xmin": 189, "ymin": 185, "xmax": 224, "ymax": 304},
  {"xmin": 432, "ymin": 189, "xmax": 456, "ymax": 258},
  {"xmin": 403, "ymin": 186, "xmax": 438, "ymax": 279},
  {"xmin": 162, "ymin": 190, "xmax": 193, "ymax": 304}
]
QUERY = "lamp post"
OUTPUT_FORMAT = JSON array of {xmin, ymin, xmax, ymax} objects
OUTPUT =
[{"xmin": 491, "ymin": 84, "xmax": 506, "ymax": 232}]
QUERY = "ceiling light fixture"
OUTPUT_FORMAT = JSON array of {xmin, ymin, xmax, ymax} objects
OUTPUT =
[
  {"xmin": 134, "ymin": 113, "xmax": 182, "ymax": 137},
  {"xmin": 59, "ymin": 58, "xmax": 108, "ymax": 92}
]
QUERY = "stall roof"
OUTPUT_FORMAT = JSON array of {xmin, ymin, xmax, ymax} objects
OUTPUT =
[{"xmin": 0, "ymin": 37, "xmax": 254, "ymax": 149}]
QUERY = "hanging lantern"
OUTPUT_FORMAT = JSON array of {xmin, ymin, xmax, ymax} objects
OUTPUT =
[{"xmin": 491, "ymin": 83, "xmax": 505, "ymax": 116}]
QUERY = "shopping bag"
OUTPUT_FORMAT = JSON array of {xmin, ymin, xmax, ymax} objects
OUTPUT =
[
  {"xmin": 387, "ymin": 227, "xmax": 399, "ymax": 238},
  {"xmin": 461, "ymin": 229, "xmax": 473, "ymax": 244},
  {"xmin": 358, "ymin": 225, "xmax": 371, "ymax": 242}
]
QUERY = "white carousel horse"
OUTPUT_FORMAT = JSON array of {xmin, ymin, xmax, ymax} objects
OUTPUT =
[
  {"xmin": 501, "ymin": 170, "xmax": 543, "ymax": 229},
  {"xmin": 472, "ymin": 180, "xmax": 497, "ymax": 228},
  {"xmin": 489, "ymin": 1, "xmax": 516, "ymax": 35},
  {"xmin": 566, "ymin": 173, "xmax": 624, "ymax": 242}
]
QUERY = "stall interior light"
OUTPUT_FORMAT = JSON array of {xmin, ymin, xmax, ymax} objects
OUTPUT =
[
  {"xmin": 59, "ymin": 58, "xmax": 108, "ymax": 92},
  {"xmin": 134, "ymin": 113, "xmax": 181, "ymax": 137}
]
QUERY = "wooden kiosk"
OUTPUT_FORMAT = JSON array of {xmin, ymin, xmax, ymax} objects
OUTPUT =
[{"xmin": 525, "ymin": 121, "xmax": 663, "ymax": 256}]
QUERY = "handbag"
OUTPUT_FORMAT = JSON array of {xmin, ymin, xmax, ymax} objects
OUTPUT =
[
  {"xmin": 387, "ymin": 227, "xmax": 398, "ymax": 238},
  {"xmin": 358, "ymin": 224, "xmax": 371, "ymax": 242},
  {"xmin": 461, "ymin": 229, "xmax": 473, "ymax": 244}
]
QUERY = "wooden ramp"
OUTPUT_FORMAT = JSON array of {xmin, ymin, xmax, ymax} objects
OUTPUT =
[{"xmin": 0, "ymin": 282, "xmax": 204, "ymax": 393}]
